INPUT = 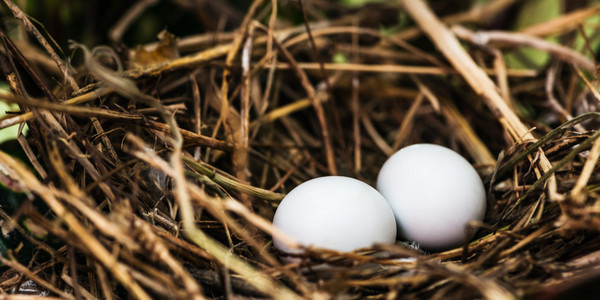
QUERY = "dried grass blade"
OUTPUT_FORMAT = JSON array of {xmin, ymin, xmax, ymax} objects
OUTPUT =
[
  {"xmin": 0, "ymin": 151, "xmax": 152, "ymax": 300},
  {"xmin": 126, "ymin": 135, "xmax": 304, "ymax": 299},
  {"xmin": 495, "ymin": 112, "xmax": 600, "ymax": 179},
  {"xmin": 0, "ymin": 88, "xmax": 113, "ymax": 130},
  {"xmin": 0, "ymin": 255, "xmax": 75, "ymax": 300},
  {"xmin": 183, "ymin": 155, "xmax": 284, "ymax": 202},
  {"xmin": 271, "ymin": 35, "xmax": 337, "ymax": 175},
  {"xmin": 505, "ymin": 128, "xmax": 600, "ymax": 218},
  {"xmin": 0, "ymin": 94, "xmax": 141, "ymax": 120}
]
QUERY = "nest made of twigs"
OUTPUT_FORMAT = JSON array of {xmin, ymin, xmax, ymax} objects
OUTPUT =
[{"xmin": 1, "ymin": 0, "xmax": 600, "ymax": 299}]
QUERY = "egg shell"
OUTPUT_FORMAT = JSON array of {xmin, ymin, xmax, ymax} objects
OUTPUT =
[
  {"xmin": 377, "ymin": 144, "xmax": 486, "ymax": 251},
  {"xmin": 272, "ymin": 176, "xmax": 397, "ymax": 257}
]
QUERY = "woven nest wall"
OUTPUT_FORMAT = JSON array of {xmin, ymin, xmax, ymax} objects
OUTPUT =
[{"xmin": 0, "ymin": 0, "xmax": 600, "ymax": 299}]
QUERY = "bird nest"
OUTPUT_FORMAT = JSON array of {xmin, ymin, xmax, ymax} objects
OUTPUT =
[{"xmin": 1, "ymin": 0, "xmax": 600, "ymax": 299}]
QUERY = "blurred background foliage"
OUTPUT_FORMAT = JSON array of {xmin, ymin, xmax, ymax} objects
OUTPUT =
[{"xmin": 0, "ymin": 0, "xmax": 597, "ymax": 70}]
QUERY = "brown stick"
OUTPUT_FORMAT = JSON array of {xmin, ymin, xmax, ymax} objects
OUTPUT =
[
  {"xmin": 402, "ymin": 0, "xmax": 529, "ymax": 141},
  {"xmin": 0, "ymin": 152, "xmax": 151, "ymax": 300},
  {"xmin": 271, "ymin": 35, "xmax": 338, "ymax": 175},
  {"xmin": 402, "ymin": 0, "xmax": 558, "ymax": 198},
  {"xmin": 452, "ymin": 26, "xmax": 595, "ymax": 73}
]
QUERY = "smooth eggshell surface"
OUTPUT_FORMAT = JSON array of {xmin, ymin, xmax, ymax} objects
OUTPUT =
[
  {"xmin": 377, "ymin": 144, "xmax": 486, "ymax": 251},
  {"xmin": 273, "ymin": 176, "xmax": 397, "ymax": 256}
]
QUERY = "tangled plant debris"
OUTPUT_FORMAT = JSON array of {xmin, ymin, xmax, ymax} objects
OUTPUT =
[{"xmin": 0, "ymin": 0, "xmax": 600, "ymax": 299}]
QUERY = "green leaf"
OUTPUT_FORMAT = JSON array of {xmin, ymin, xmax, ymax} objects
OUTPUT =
[
  {"xmin": 0, "ymin": 82, "xmax": 28, "ymax": 143},
  {"xmin": 332, "ymin": 52, "xmax": 349, "ymax": 64},
  {"xmin": 504, "ymin": 0, "xmax": 560, "ymax": 69},
  {"xmin": 573, "ymin": 12, "xmax": 600, "ymax": 55}
]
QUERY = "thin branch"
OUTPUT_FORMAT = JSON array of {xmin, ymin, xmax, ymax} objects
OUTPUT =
[{"xmin": 453, "ymin": 25, "xmax": 595, "ymax": 73}]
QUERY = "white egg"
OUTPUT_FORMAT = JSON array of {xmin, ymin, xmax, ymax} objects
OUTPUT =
[
  {"xmin": 272, "ymin": 176, "xmax": 397, "ymax": 259},
  {"xmin": 377, "ymin": 144, "xmax": 486, "ymax": 251}
]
